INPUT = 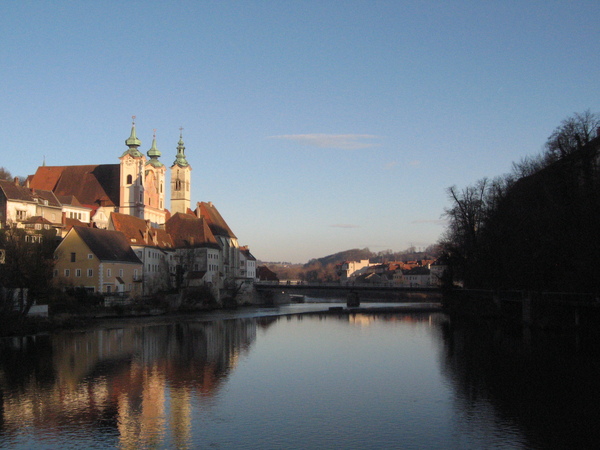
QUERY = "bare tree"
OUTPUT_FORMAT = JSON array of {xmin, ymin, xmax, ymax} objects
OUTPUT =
[
  {"xmin": 0, "ymin": 167, "xmax": 11, "ymax": 181},
  {"xmin": 545, "ymin": 110, "xmax": 600, "ymax": 158},
  {"xmin": 0, "ymin": 228, "xmax": 55, "ymax": 316}
]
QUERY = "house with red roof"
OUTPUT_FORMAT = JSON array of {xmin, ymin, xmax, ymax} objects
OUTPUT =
[
  {"xmin": 109, "ymin": 212, "xmax": 175, "ymax": 294},
  {"xmin": 165, "ymin": 212, "xmax": 222, "ymax": 289}
]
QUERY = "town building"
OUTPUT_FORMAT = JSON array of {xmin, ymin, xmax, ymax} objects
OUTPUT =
[
  {"xmin": 239, "ymin": 246, "xmax": 257, "ymax": 280},
  {"xmin": 165, "ymin": 212, "xmax": 222, "ymax": 289},
  {"xmin": 17, "ymin": 118, "xmax": 256, "ymax": 301},
  {"xmin": 53, "ymin": 226, "xmax": 143, "ymax": 296},
  {"xmin": 0, "ymin": 179, "xmax": 63, "ymax": 237},
  {"xmin": 109, "ymin": 212, "xmax": 175, "ymax": 295},
  {"xmin": 337, "ymin": 259, "xmax": 373, "ymax": 283}
]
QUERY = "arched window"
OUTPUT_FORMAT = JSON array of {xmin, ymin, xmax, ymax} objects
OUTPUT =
[
  {"xmin": 126, "ymin": 174, "xmax": 133, "ymax": 185},
  {"xmin": 175, "ymin": 179, "xmax": 181, "ymax": 191}
]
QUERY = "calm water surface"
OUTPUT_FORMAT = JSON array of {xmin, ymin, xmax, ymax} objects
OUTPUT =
[{"xmin": 1, "ymin": 301, "xmax": 599, "ymax": 449}]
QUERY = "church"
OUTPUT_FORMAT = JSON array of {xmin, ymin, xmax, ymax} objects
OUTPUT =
[
  {"xmin": 25, "ymin": 119, "xmax": 256, "ymax": 298},
  {"xmin": 28, "ymin": 118, "xmax": 191, "ymax": 228}
]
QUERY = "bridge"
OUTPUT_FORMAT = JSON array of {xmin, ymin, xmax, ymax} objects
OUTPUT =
[{"xmin": 253, "ymin": 281, "xmax": 441, "ymax": 304}]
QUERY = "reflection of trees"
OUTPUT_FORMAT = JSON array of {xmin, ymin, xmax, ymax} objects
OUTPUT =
[
  {"xmin": 439, "ymin": 320, "xmax": 600, "ymax": 448},
  {"xmin": 0, "ymin": 318, "xmax": 257, "ymax": 447}
]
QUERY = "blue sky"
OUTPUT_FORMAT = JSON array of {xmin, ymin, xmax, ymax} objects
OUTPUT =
[{"xmin": 1, "ymin": 1, "xmax": 598, "ymax": 263}]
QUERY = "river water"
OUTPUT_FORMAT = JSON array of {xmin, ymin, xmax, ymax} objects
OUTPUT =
[{"xmin": 1, "ymin": 300, "xmax": 599, "ymax": 449}]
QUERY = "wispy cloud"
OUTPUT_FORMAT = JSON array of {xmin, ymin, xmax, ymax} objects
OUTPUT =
[
  {"xmin": 384, "ymin": 161, "xmax": 398, "ymax": 170},
  {"xmin": 270, "ymin": 134, "xmax": 381, "ymax": 150},
  {"xmin": 330, "ymin": 224, "xmax": 360, "ymax": 229}
]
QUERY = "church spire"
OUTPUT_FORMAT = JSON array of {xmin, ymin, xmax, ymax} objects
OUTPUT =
[
  {"xmin": 173, "ymin": 127, "xmax": 189, "ymax": 167},
  {"xmin": 146, "ymin": 129, "xmax": 164, "ymax": 167},
  {"xmin": 122, "ymin": 115, "xmax": 144, "ymax": 157}
]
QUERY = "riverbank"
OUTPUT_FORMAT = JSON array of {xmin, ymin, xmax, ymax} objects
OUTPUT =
[{"xmin": 0, "ymin": 301, "xmax": 444, "ymax": 337}]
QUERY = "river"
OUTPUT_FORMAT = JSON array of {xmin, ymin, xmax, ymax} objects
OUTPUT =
[{"xmin": 1, "ymin": 299, "xmax": 599, "ymax": 449}]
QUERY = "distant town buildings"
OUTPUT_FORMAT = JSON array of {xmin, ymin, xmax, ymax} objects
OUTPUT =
[{"xmin": 336, "ymin": 258, "xmax": 446, "ymax": 288}]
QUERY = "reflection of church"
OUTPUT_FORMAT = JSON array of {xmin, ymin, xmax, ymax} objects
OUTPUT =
[{"xmin": 0, "ymin": 319, "xmax": 260, "ymax": 449}]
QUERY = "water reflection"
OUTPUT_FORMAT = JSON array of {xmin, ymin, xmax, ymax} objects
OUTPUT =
[
  {"xmin": 439, "ymin": 320, "xmax": 600, "ymax": 448},
  {"xmin": 1, "ymin": 311, "xmax": 599, "ymax": 448},
  {"xmin": 0, "ymin": 319, "xmax": 263, "ymax": 449}
]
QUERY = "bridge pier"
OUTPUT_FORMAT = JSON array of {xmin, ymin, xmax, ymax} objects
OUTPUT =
[{"xmin": 255, "ymin": 288, "xmax": 291, "ymax": 306}]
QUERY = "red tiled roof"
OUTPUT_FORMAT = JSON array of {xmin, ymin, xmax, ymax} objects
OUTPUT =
[
  {"xmin": 165, "ymin": 212, "xmax": 220, "ymax": 249},
  {"xmin": 63, "ymin": 217, "xmax": 88, "ymax": 232},
  {"xmin": 57, "ymin": 195, "xmax": 84, "ymax": 207},
  {"xmin": 22, "ymin": 216, "xmax": 53, "ymax": 225},
  {"xmin": 110, "ymin": 212, "xmax": 174, "ymax": 248},
  {"xmin": 196, "ymin": 201, "xmax": 237, "ymax": 239},
  {"xmin": 0, "ymin": 180, "xmax": 61, "ymax": 208},
  {"xmin": 240, "ymin": 246, "xmax": 256, "ymax": 260},
  {"xmin": 29, "ymin": 165, "xmax": 120, "ymax": 207},
  {"xmin": 257, "ymin": 266, "xmax": 278, "ymax": 281}
]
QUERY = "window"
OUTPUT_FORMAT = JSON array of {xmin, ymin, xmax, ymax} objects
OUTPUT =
[
  {"xmin": 53, "ymin": 270, "xmax": 58, "ymax": 277},
  {"xmin": 126, "ymin": 174, "xmax": 133, "ymax": 184},
  {"xmin": 88, "ymin": 254, "xmax": 93, "ymax": 259},
  {"xmin": 87, "ymin": 269, "xmax": 93, "ymax": 277},
  {"xmin": 119, "ymin": 269, "xmax": 123, "ymax": 277},
  {"xmin": 106, "ymin": 285, "xmax": 112, "ymax": 293},
  {"xmin": 64, "ymin": 269, "xmax": 70, "ymax": 277},
  {"xmin": 134, "ymin": 269, "xmax": 138, "ymax": 279},
  {"xmin": 35, "ymin": 224, "xmax": 41, "ymax": 230},
  {"xmin": 16, "ymin": 210, "xmax": 27, "ymax": 221},
  {"xmin": 70, "ymin": 253, "xmax": 76, "ymax": 262},
  {"xmin": 75, "ymin": 269, "xmax": 81, "ymax": 277},
  {"xmin": 107, "ymin": 268, "xmax": 112, "ymax": 277}
]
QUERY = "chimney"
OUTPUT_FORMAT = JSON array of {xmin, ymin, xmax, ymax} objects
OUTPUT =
[{"xmin": 13, "ymin": 176, "xmax": 19, "ymax": 186}]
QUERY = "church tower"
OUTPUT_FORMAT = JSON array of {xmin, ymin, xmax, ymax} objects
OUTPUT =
[
  {"xmin": 119, "ymin": 117, "xmax": 147, "ymax": 218},
  {"xmin": 144, "ymin": 130, "xmax": 167, "ymax": 225},
  {"xmin": 170, "ymin": 129, "xmax": 192, "ymax": 215}
]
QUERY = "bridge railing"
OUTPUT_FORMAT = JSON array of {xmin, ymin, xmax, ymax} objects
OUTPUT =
[{"xmin": 254, "ymin": 281, "xmax": 438, "ymax": 289}]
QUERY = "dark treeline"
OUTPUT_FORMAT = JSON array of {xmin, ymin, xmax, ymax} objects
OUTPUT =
[{"xmin": 440, "ymin": 110, "xmax": 600, "ymax": 293}]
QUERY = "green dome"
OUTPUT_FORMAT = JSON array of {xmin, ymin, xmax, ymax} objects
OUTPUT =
[
  {"xmin": 122, "ymin": 120, "xmax": 144, "ymax": 158},
  {"xmin": 173, "ymin": 133, "xmax": 189, "ymax": 167},
  {"xmin": 146, "ymin": 134, "xmax": 164, "ymax": 168}
]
